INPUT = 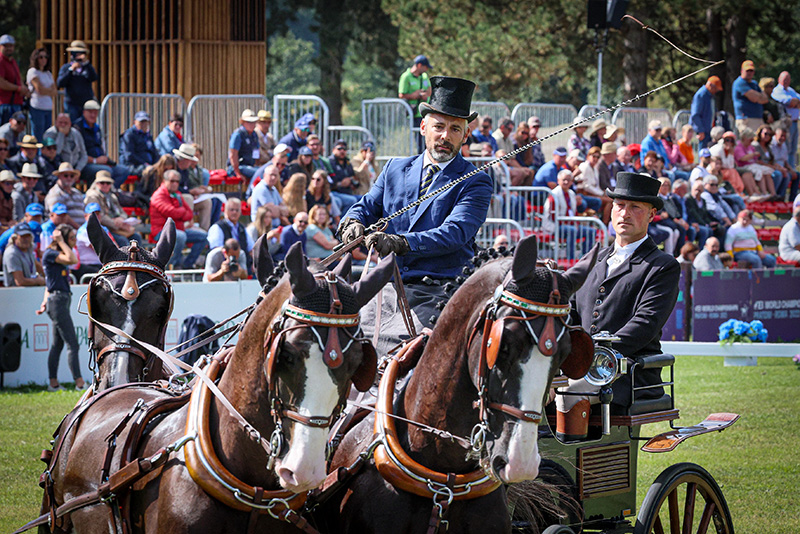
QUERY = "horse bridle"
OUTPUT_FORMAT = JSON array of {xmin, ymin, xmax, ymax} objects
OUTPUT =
[
  {"xmin": 262, "ymin": 271, "xmax": 377, "ymax": 467},
  {"xmin": 86, "ymin": 242, "xmax": 174, "ymax": 380},
  {"xmin": 469, "ymin": 261, "xmax": 573, "ymax": 453}
]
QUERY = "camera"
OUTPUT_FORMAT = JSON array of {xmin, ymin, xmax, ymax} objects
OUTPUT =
[{"xmin": 228, "ymin": 256, "xmax": 239, "ymax": 272}]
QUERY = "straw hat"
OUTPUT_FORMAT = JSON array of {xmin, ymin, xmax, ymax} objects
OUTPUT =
[
  {"xmin": 19, "ymin": 163, "xmax": 42, "ymax": 178},
  {"xmin": 240, "ymin": 109, "xmax": 258, "ymax": 123},
  {"xmin": 66, "ymin": 40, "xmax": 89, "ymax": 53},
  {"xmin": 18, "ymin": 135, "xmax": 42, "ymax": 149},
  {"xmin": 94, "ymin": 170, "xmax": 114, "ymax": 184},
  {"xmin": 53, "ymin": 162, "xmax": 80, "ymax": 177},
  {"xmin": 172, "ymin": 143, "xmax": 199, "ymax": 162},
  {"xmin": 589, "ymin": 119, "xmax": 607, "ymax": 136}
]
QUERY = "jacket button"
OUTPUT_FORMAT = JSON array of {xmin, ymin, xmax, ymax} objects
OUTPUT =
[
  {"xmin": 592, "ymin": 311, "xmax": 599, "ymax": 318},
  {"xmin": 595, "ymin": 298, "xmax": 602, "ymax": 306},
  {"xmin": 599, "ymin": 286, "xmax": 606, "ymax": 294},
  {"xmin": 591, "ymin": 324, "xmax": 598, "ymax": 333},
  {"xmin": 403, "ymin": 266, "xmax": 409, "ymax": 272}
]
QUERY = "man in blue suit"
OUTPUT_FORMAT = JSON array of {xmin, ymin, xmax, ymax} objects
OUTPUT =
[{"xmin": 339, "ymin": 76, "xmax": 492, "ymax": 350}]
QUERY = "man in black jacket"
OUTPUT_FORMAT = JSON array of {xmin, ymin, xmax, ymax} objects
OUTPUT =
[{"xmin": 556, "ymin": 172, "xmax": 680, "ymax": 441}]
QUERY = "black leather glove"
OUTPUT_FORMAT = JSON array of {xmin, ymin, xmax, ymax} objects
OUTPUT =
[
  {"xmin": 365, "ymin": 232, "xmax": 410, "ymax": 256},
  {"xmin": 339, "ymin": 217, "xmax": 365, "ymax": 244}
]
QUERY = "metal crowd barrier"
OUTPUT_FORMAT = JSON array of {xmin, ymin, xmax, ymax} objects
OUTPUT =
[
  {"xmin": 361, "ymin": 98, "xmax": 415, "ymax": 164},
  {"xmin": 473, "ymin": 101, "xmax": 511, "ymax": 126},
  {"xmin": 554, "ymin": 215, "xmax": 608, "ymax": 261},
  {"xmin": 476, "ymin": 218, "xmax": 526, "ymax": 250},
  {"xmin": 672, "ymin": 109, "xmax": 691, "ymax": 131},
  {"xmin": 578, "ymin": 104, "xmax": 613, "ymax": 124},
  {"xmin": 99, "ymin": 93, "xmax": 186, "ymax": 165},
  {"xmin": 511, "ymin": 103, "xmax": 578, "ymax": 160},
  {"xmin": 272, "ymin": 94, "xmax": 330, "ymax": 152},
  {"xmin": 611, "ymin": 107, "xmax": 672, "ymax": 150},
  {"xmin": 80, "ymin": 269, "xmax": 205, "ymax": 284},
  {"xmin": 185, "ymin": 94, "xmax": 270, "ymax": 170},
  {"xmin": 326, "ymin": 125, "xmax": 374, "ymax": 159},
  {"xmin": 501, "ymin": 185, "xmax": 559, "ymax": 258}
]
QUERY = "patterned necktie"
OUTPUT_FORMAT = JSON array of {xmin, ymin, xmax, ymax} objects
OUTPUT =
[{"xmin": 419, "ymin": 164, "xmax": 440, "ymax": 197}]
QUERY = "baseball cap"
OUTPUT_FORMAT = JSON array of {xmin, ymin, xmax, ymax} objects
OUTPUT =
[
  {"xmin": 708, "ymin": 76, "xmax": 723, "ymax": 91},
  {"xmin": 13, "ymin": 222, "xmax": 33, "ymax": 236},
  {"xmin": 10, "ymin": 111, "xmax": 26, "ymax": 123},
  {"xmin": 83, "ymin": 100, "xmax": 100, "ymax": 111},
  {"xmin": 413, "ymin": 55, "xmax": 432, "ymax": 68},
  {"xmin": 334, "ymin": 139, "xmax": 348, "ymax": 149},
  {"xmin": 134, "ymin": 110, "xmax": 151, "ymax": 122},
  {"xmin": 84, "ymin": 202, "xmax": 102, "ymax": 214},
  {"xmin": 294, "ymin": 113, "xmax": 316, "ymax": 130},
  {"xmin": 52, "ymin": 203, "xmax": 68, "ymax": 215},
  {"xmin": 699, "ymin": 148, "xmax": 712, "ymax": 158},
  {"xmin": 0, "ymin": 35, "xmax": 15, "ymax": 46},
  {"xmin": 42, "ymin": 137, "xmax": 57, "ymax": 148},
  {"xmin": 25, "ymin": 203, "xmax": 44, "ymax": 216},
  {"xmin": 240, "ymin": 109, "xmax": 258, "ymax": 123},
  {"xmin": 741, "ymin": 60, "xmax": 755, "ymax": 71},
  {"xmin": 553, "ymin": 147, "xmax": 567, "ymax": 157},
  {"xmin": 257, "ymin": 109, "xmax": 272, "ymax": 121},
  {"xmin": 648, "ymin": 119, "xmax": 663, "ymax": 130},
  {"xmin": 527, "ymin": 116, "xmax": 542, "ymax": 127},
  {"xmin": 273, "ymin": 143, "xmax": 290, "ymax": 156},
  {"xmin": 362, "ymin": 141, "xmax": 375, "ymax": 151},
  {"xmin": 298, "ymin": 146, "xmax": 313, "ymax": 156}
]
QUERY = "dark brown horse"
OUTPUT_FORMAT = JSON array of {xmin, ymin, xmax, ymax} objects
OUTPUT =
[
  {"xmin": 38, "ymin": 241, "xmax": 395, "ymax": 534},
  {"xmin": 317, "ymin": 236, "xmax": 598, "ymax": 533},
  {"xmin": 84, "ymin": 214, "xmax": 177, "ymax": 390}
]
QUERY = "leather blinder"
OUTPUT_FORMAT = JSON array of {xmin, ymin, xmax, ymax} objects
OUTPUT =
[
  {"xmin": 485, "ymin": 318, "xmax": 505, "ymax": 370},
  {"xmin": 351, "ymin": 341, "xmax": 377, "ymax": 392},
  {"xmin": 561, "ymin": 328, "xmax": 594, "ymax": 379}
]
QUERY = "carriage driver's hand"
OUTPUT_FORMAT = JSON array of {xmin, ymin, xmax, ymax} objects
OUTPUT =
[
  {"xmin": 365, "ymin": 232, "xmax": 410, "ymax": 256},
  {"xmin": 339, "ymin": 217, "xmax": 365, "ymax": 244}
]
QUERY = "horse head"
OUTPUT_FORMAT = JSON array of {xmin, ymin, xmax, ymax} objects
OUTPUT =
[
  {"xmin": 466, "ymin": 235, "xmax": 598, "ymax": 483},
  {"xmin": 86, "ymin": 214, "xmax": 176, "ymax": 390},
  {"xmin": 264, "ymin": 243, "xmax": 394, "ymax": 492}
]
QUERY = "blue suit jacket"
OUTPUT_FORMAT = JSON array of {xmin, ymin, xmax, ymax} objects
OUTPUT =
[{"xmin": 345, "ymin": 153, "xmax": 492, "ymax": 280}]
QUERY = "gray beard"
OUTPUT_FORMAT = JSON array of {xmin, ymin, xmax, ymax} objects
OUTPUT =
[{"xmin": 428, "ymin": 148, "xmax": 456, "ymax": 163}]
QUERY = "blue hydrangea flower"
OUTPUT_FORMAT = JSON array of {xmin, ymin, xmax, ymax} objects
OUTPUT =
[
  {"xmin": 733, "ymin": 321, "xmax": 749, "ymax": 336},
  {"xmin": 750, "ymin": 320, "xmax": 764, "ymax": 331},
  {"xmin": 757, "ymin": 329, "xmax": 768, "ymax": 342}
]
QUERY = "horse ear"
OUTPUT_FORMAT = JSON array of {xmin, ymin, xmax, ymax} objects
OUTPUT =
[
  {"xmin": 331, "ymin": 253, "xmax": 352, "ymax": 282},
  {"xmin": 153, "ymin": 218, "xmax": 177, "ymax": 266},
  {"xmin": 562, "ymin": 243, "xmax": 601, "ymax": 295},
  {"xmin": 511, "ymin": 235, "xmax": 538, "ymax": 283},
  {"xmin": 253, "ymin": 234, "xmax": 274, "ymax": 287},
  {"xmin": 285, "ymin": 242, "xmax": 316, "ymax": 298},
  {"xmin": 353, "ymin": 253, "xmax": 395, "ymax": 308},
  {"xmin": 87, "ymin": 212, "xmax": 118, "ymax": 264}
]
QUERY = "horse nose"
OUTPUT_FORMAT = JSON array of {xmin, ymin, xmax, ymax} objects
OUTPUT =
[
  {"xmin": 276, "ymin": 465, "xmax": 301, "ymax": 489},
  {"xmin": 275, "ymin": 462, "xmax": 324, "ymax": 493}
]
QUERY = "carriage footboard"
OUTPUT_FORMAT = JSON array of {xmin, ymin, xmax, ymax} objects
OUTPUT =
[{"xmin": 640, "ymin": 412, "xmax": 740, "ymax": 453}]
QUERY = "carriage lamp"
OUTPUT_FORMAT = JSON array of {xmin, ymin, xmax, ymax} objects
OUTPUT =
[{"xmin": 588, "ymin": 331, "xmax": 626, "ymax": 436}]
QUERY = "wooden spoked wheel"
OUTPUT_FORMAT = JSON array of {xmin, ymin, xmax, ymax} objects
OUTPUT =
[{"xmin": 635, "ymin": 463, "xmax": 734, "ymax": 534}]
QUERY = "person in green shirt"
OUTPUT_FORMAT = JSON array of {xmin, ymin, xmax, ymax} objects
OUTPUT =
[{"xmin": 399, "ymin": 55, "xmax": 432, "ymax": 152}]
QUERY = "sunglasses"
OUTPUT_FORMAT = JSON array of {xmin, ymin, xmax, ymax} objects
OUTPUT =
[
  {"xmin": 296, "ymin": 219, "xmax": 309, "ymax": 224},
  {"xmin": 0, "ymin": 147, "xmax": 8, "ymax": 151}
]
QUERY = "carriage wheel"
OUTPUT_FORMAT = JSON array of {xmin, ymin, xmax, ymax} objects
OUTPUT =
[
  {"xmin": 635, "ymin": 462, "xmax": 734, "ymax": 534},
  {"xmin": 542, "ymin": 526, "xmax": 575, "ymax": 534}
]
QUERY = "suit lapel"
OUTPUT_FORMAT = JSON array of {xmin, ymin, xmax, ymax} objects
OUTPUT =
[
  {"xmin": 409, "ymin": 155, "xmax": 465, "ymax": 229},
  {"xmin": 404, "ymin": 155, "xmax": 426, "ymax": 220},
  {"xmin": 602, "ymin": 237, "xmax": 657, "ymax": 283}
]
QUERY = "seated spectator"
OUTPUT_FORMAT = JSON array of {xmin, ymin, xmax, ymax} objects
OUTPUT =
[
  {"xmin": 753, "ymin": 124, "xmax": 789, "ymax": 200},
  {"xmin": 119, "ymin": 111, "xmax": 159, "ymax": 177},
  {"xmin": 278, "ymin": 113, "xmax": 315, "ymax": 162},
  {"xmin": 136, "ymin": 154, "xmax": 176, "ymax": 206},
  {"xmin": 0, "ymin": 138, "xmax": 13, "ymax": 175},
  {"xmin": 84, "ymin": 170, "xmax": 141, "ymax": 247},
  {"xmin": 588, "ymin": 119, "xmax": 606, "ymax": 148},
  {"xmin": 772, "ymin": 128, "xmax": 799, "ymax": 201},
  {"xmin": 247, "ymin": 205, "xmax": 272, "ymax": 242},
  {"xmin": 685, "ymin": 178, "xmax": 726, "ymax": 241},
  {"xmin": 328, "ymin": 139, "xmax": 361, "ymax": 214},
  {"xmin": 641, "ymin": 119, "xmax": 691, "ymax": 181},
  {"xmin": 708, "ymin": 131, "xmax": 755, "ymax": 196},
  {"xmin": 760, "ymin": 77, "xmax": 788, "ymax": 128},
  {"xmin": 734, "ymin": 128, "xmax": 778, "ymax": 199},
  {"xmin": 671, "ymin": 178, "xmax": 711, "ymax": 247},
  {"xmin": 503, "ymin": 122, "xmax": 535, "ymax": 186},
  {"xmin": 254, "ymin": 110, "xmax": 276, "ymax": 165},
  {"xmin": 778, "ymin": 205, "xmax": 800, "ymax": 264},
  {"xmin": 542, "ymin": 169, "xmax": 597, "ymax": 260},
  {"xmin": 693, "ymin": 153, "xmax": 747, "ymax": 215},
  {"xmin": 533, "ymin": 147, "xmax": 568, "ymax": 189},
  {"xmin": 306, "ymin": 169, "xmax": 339, "ymax": 223},
  {"xmin": 305, "ymin": 205, "xmax": 338, "ymax": 261},
  {"xmin": 677, "ymin": 124, "xmax": 696, "ymax": 165},
  {"xmin": 527, "ymin": 117, "xmax": 545, "ymax": 170},
  {"xmin": 7, "ymin": 134, "xmax": 45, "ymax": 176},
  {"xmin": 282, "ymin": 172, "xmax": 308, "ymax": 220},
  {"xmin": 0, "ymin": 202, "xmax": 43, "ymax": 254},
  {"xmin": 44, "ymin": 162, "xmax": 85, "ymax": 228},
  {"xmin": 150, "ymin": 169, "xmax": 207, "ymax": 269},
  {"xmin": 249, "ymin": 143, "xmax": 290, "ymax": 196},
  {"xmin": 274, "ymin": 211, "xmax": 308, "ymax": 261},
  {"xmin": 307, "ymin": 134, "xmax": 333, "ymax": 175},
  {"xmin": 492, "ymin": 117, "xmax": 515, "ymax": 154},
  {"xmin": 641, "ymin": 150, "xmax": 662, "ymax": 179},
  {"xmin": 596, "ymin": 142, "xmax": 619, "ymax": 221},
  {"xmin": 661, "ymin": 126, "xmax": 692, "ymax": 173},
  {"xmin": 472, "ymin": 115, "xmax": 497, "ymax": 154},
  {"xmin": 73, "ymin": 203, "xmax": 107, "ymax": 279},
  {"xmin": 701, "ymin": 175, "xmax": 735, "ymax": 228},
  {"xmin": 610, "ymin": 145, "xmax": 635, "ymax": 177},
  {"xmin": 12, "ymin": 163, "xmax": 42, "ymax": 220},
  {"xmin": 576, "ymin": 146, "xmax": 608, "ymax": 218},
  {"xmin": 719, "ymin": 252, "xmax": 734, "ymax": 268},
  {"xmin": 493, "ymin": 234, "xmax": 510, "ymax": 251},
  {"xmin": 693, "ymin": 237, "xmax": 724, "ymax": 271},
  {"xmin": 568, "ymin": 117, "xmax": 592, "ymax": 158},
  {"xmin": 73, "ymin": 100, "xmax": 128, "ymax": 186},
  {"xmin": 725, "ymin": 209, "xmax": 776, "ymax": 269},
  {"xmin": 677, "ymin": 242, "xmax": 699, "ymax": 264},
  {"xmin": 0, "ymin": 169, "xmax": 17, "ymax": 231},
  {"xmin": 627, "ymin": 143, "xmax": 642, "ymax": 170},
  {"xmin": 286, "ymin": 146, "xmax": 314, "ymax": 187},
  {"xmin": 2, "ymin": 222, "xmax": 44, "ymax": 286},
  {"xmin": 203, "ymin": 238, "xmax": 248, "ymax": 282},
  {"xmin": 154, "ymin": 113, "xmax": 184, "ymax": 157},
  {"xmin": 174, "ymin": 143, "xmax": 218, "ymax": 231},
  {"xmin": 657, "ymin": 177, "xmax": 689, "ymax": 251},
  {"xmin": 603, "ymin": 123, "xmax": 624, "ymax": 146},
  {"xmin": 351, "ymin": 141, "xmax": 377, "ymax": 196},
  {"xmin": 39, "ymin": 202, "xmax": 68, "ymax": 251},
  {"xmin": 566, "ymin": 149, "xmax": 585, "ymax": 175},
  {"xmin": 251, "ymin": 164, "xmax": 289, "ymax": 229},
  {"xmin": 0, "ymin": 111, "xmax": 27, "ymax": 156},
  {"xmin": 207, "ymin": 197, "xmax": 253, "ymax": 273},
  {"xmin": 39, "ymin": 137, "xmax": 62, "ymax": 189},
  {"xmin": 44, "ymin": 113, "xmax": 87, "ymax": 174}
]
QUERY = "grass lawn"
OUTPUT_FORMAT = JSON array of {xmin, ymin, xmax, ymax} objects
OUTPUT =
[{"xmin": 2, "ymin": 356, "xmax": 798, "ymax": 533}]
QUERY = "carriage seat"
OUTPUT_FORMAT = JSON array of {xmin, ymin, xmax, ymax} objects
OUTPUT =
[{"xmin": 606, "ymin": 353, "xmax": 678, "ymax": 425}]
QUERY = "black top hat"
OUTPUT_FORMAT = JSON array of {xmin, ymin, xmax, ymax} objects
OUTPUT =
[
  {"xmin": 419, "ymin": 76, "xmax": 478, "ymax": 122},
  {"xmin": 606, "ymin": 172, "xmax": 664, "ymax": 210}
]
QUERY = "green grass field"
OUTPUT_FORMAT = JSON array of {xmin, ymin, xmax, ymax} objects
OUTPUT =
[{"xmin": 1, "ymin": 356, "xmax": 798, "ymax": 533}]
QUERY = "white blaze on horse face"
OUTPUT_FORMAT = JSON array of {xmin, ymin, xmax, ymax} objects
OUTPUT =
[
  {"xmin": 275, "ymin": 345, "xmax": 339, "ymax": 492},
  {"xmin": 108, "ymin": 301, "xmax": 137, "ymax": 386},
  {"xmin": 498, "ymin": 345, "xmax": 551, "ymax": 483}
]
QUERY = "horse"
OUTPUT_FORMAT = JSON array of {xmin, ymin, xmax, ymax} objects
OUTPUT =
[
  {"xmin": 34, "ymin": 240, "xmax": 396, "ymax": 534},
  {"xmin": 83, "ymin": 214, "xmax": 178, "ymax": 390},
  {"xmin": 315, "ymin": 235, "xmax": 599, "ymax": 533}
]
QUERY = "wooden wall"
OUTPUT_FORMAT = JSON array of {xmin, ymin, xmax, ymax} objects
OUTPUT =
[{"xmin": 38, "ymin": 0, "xmax": 266, "ymax": 101}]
